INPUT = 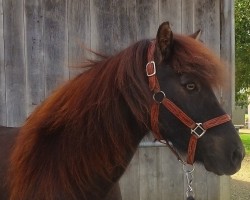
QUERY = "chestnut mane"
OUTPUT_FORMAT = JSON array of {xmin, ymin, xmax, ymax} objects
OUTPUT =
[
  {"xmin": 9, "ymin": 35, "xmax": 225, "ymax": 199},
  {"xmin": 171, "ymin": 34, "xmax": 225, "ymax": 87}
]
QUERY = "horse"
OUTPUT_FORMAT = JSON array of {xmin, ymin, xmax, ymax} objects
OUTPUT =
[{"xmin": 0, "ymin": 22, "xmax": 245, "ymax": 200}]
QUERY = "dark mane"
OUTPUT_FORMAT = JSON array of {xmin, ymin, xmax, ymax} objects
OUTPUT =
[
  {"xmin": 9, "ymin": 40, "xmax": 152, "ymax": 199},
  {"xmin": 171, "ymin": 34, "xmax": 226, "ymax": 87}
]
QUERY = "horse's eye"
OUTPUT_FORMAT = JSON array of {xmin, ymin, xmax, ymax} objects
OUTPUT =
[{"xmin": 186, "ymin": 83, "xmax": 196, "ymax": 90}]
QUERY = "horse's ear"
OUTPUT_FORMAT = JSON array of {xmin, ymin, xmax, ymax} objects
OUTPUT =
[
  {"xmin": 189, "ymin": 29, "xmax": 201, "ymax": 40},
  {"xmin": 155, "ymin": 21, "xmax": 173, "ymax": 62}
]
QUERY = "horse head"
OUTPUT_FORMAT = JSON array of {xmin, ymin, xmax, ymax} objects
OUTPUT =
[{"xmin": 152, "ymin": 22, "xmax": 245, "ymax": 175}]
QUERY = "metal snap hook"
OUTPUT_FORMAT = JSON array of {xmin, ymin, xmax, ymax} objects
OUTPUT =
[
  {"xmin": 183, "ymin": 163, "xmax": 195, "ymax": 199},
  {"xmin": 183, "ymin": 163, "xmax": 195, "ymax": 173}
]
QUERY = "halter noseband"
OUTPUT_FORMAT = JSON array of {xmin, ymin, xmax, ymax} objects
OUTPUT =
[{"xmin": 146, "ymin": 41, "xmax": 231, "ymax": 165}]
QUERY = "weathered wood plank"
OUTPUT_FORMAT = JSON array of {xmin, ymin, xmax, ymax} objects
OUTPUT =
[
  {"xmin": 181, "ymin": 0, "xmax": 195, "ymax": 34},
  {"xmin": 25, "ymin": 0, "xmax": 45, "ymax": 114},
  {"xmin": 111, "ymin": 0, "xmax": 137, "ymax": 51},
  {"xmin": 194, "ymin": 0, "xmax": 220, "ymax": 54},
  {"xmin": 192, "ymin": 164, "xmax": 208, "ymax": 200},
  {"xmin": 90, "ymin": 0, "xmax": 137, "ymax": 55},
  {"xmin": 44, "ymin": 0, "xmax": 68, "ymax": 96},
  {"xmin": 136, "ymin": 0, "xmax": 159, "ymax": 40},
  {"xmin": 159, "ymin": 0, "xmax": 182, "ymax": 33},
  {"xmin": 139, "ymin": 147, "xmax": 161, "ymax": 200},
  {"xmin": 67, "ymin": 0, "xmax": 90, "ymax": 79},
  {"xmin": 0, "ymin": 0, "xmax": 6, "ymax": 125},
  {"xmin": 220, "ymin": 0, "xmax": 235, "ymax": 114},
  {"xmin": 90, "ymin": 0, "xmax": 114, "ymax": 55},
  {"xmin": 3, "ymin": 0, "xmax": 26, "ymax": 126},
  {"xmin": 219, "ymin": 176, "xmax": 231, "ymax": 200},
  {"xmin": 119, "ymin": 150, "xmax": 140, "ymax": 200},
  {"xmin": 207, "ymin": 173, "xmax": 220, "ymax": 200},
  {"xmin": 159, "ymin": 147, "xmax": 184, "ymax": 200}
]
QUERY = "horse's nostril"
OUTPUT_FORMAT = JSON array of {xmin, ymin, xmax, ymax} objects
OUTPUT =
[{"xmin": 231, "ymin": 148, "xmax": 244, "ymax": 166}]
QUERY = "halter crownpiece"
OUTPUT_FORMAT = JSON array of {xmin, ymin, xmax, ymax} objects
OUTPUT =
[{"xmin": 146, "ymin": 41, "xmax": 231, "ymax": 165}]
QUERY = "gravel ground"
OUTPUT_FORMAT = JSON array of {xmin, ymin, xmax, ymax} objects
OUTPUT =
[{"xmin": 231, "ymin": 156, "xmax": 250, "ymax": 200}]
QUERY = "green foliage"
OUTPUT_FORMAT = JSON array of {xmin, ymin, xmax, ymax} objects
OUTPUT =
[
  {"xmin": 239, "ymin": 134, "xmax": 250, "ymax": 155},
  {"xmin": 235, "ymin": 0, "xmax": 250, "ymax": 107}
]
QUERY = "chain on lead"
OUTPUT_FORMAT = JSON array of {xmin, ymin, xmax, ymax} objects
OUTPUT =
[
  {"xmin": 183, "ymin": 164, "xmax": 195, "ymax": 200},
  {"xmin": 159, "ymin": 140, "xmax": 195, "ymax": 199}
]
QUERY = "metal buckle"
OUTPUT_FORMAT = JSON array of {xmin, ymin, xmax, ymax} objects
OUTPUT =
[
  {"xmin": 146, "ymin": 61, "xmax": 156, "ymax": 77},
  {"xmin": 191, "ymin": 123, "xmax": 206, "ymax": 138}
]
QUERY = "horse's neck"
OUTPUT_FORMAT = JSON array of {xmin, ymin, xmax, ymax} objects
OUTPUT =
[
  {"xmin": 71, "ymin": 129, "xmax": 145, "ymax": 200},
  {"xmin": 94, "ymin": 120, "xmax": 146, "ymax": 199},
  {"xmin": 9, "ymin": 76, "xmax": 149, "ymax": 199},
  {"xmin": 100, "ymin": 138, "xmax": 143, "ymax": 200}
]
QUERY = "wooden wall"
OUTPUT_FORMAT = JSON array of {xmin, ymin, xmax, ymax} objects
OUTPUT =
[{"xmin": 0, "ymin": 0, "xmax": 234, "ymax": 199}]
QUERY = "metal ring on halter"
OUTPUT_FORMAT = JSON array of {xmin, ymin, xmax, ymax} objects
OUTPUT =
[
  {"xmin": 183, "ymin": 164, "xmax": 195, "ymax": 173},
  {"xmin": 153, "ymin": 91, "xmax": 166, "ymax": 103}
]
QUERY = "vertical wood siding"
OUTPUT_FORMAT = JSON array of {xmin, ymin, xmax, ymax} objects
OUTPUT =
[
  {"xmin": 3, "ymin": 0, "xmax": 26, "ymax": 126},
  {"xmin": 25, "ymin": 0, "xmax": 45, "ymax": 114},
  {"xmin": 0, "ymin": 0, "xmax": 6, "ymax": 125},
  {"xmin": 0, "ymin": 0, "xmax": 234, "ymax": 199}
]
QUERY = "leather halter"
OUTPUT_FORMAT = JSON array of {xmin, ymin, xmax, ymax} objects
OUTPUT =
[{"xmin": 146, "ymin": 41, "xmax": 231, "ymax": 165}]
